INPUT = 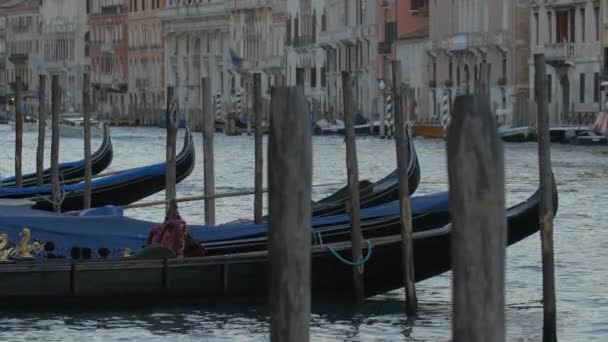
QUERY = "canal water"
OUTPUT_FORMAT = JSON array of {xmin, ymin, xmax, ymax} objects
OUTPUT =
[{"xmin": 0, "ymin": 125, "xmax": 606, "ymax": 341}]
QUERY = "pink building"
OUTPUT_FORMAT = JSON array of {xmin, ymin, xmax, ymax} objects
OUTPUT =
[{"xmin": 376, "ymin": 0, "xmax": 429, "ymax": 85}]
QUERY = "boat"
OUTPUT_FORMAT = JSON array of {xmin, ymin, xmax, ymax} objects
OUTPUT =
[
  {"xmin": 0, "ymin": 180, "xmax": 557, "ymax": 304},
  {"xmin": 57, "ymin": 112, "xmax": 104, "ymax": 138},
  {"xmin": 0, "ymin": 124, "xmax": 113, "ymax": 188},
  {"xmin": 0, "ymin": 127, "xmax": 194, "ymax": 212},
  {"xmin": 9, "ymin": 115, "xmax": 39, "ymax": 132},
  {"xmin": 159, "ymin": 118, "xmax": 187, "ymax": 129},
  {"xmin": 499, "ymin": 126, "xmax": 535, "ymax": 142},
  {"xmin": 570, "ymin": 130, "xmax": 607, "ymax": 145},
  {"xmin": 412, "ymin": 124, "xmax": 445, "ymax": 139},
  {"xmin": 311, "ymin": 128, "xmax": 420, "ymax": 216},
  {"xmin": 312, "ymin": 113, "xmax": 380, "ymax": 136}
]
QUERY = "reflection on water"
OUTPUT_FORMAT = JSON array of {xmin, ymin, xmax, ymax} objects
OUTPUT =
[{"xmin": 0, "ymin": 126, "xmax": 606, "ymax": 341}]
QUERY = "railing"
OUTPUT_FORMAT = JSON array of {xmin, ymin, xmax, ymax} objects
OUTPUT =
[
  {"xmin": 136, "ymin": 78, "xmax": 150, "ymax": 90},
  {"xmin": 293, "ymin": 35, "xmax": 315, "ymax": 47},
  {"xmin": 563, "ymin": 111, "xmax": 598, "ymax": 126},
  {"xmin": 378, "ymin": 42, "xmax": 392, "ymax": 55},
  {"xmin": 544, "ymin": 43, "xmax": 575, "ymax": 61}
]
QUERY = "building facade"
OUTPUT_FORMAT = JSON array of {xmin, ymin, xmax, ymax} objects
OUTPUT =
[
  {"xmin": 4, "ymin": 0, "xmax": 41, "ymax": 116},
  {"xmin": 428, "ymin": 0, "xmax": 530, "ymax": 127},
  {"xmin": 318, "ymin": 0, "xmax": 378, "ymax": 121},
  {"xmin": 161, "ymin": 0, "xmax": 230, "ymax": 127},
  {"xmin": 285, "ymin": 0, "xmax": 327, "ymax": 121},
  {"xmin": 128, "ymin": 0, "xmax": 166, "ymax": 125},
  {"xmin": 530, "ymin": 0, "xmax": 602, "ymax": 126},
  {"xmin": 0, "ymin": 16, "xmax": 7, "ymax": 110},
  {"xmin": 90, "ymin": 0, "xmax": 130, "ymax": 121},
  {"xmin": 39, "ymin": 0, "xmax": 90, "ymax": 113}
]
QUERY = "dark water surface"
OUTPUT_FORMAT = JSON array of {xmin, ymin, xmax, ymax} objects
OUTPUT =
[{"xmin": 0, "ymin": 126, "xmax": 606, "ymax": 341}]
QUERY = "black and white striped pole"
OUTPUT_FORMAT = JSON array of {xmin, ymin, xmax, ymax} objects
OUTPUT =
[
  {"xmin": 441, "ymin": 88, "xmax": 451, "ymax": 130},
  {"xmin": 215, "ymin": 90, "xmax": 222, "ymax": 121},
  {"xmin": 385, "ymin": 91, "xmax": 394, "ymax": 139}
]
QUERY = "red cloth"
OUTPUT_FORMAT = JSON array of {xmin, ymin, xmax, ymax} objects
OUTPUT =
[
  {"xmin": 147, "ymin": 219, "xmax": 206, "ymax": 257},
  {"xmin": 147, "ymin": 219, "xmax": 188, "ymax": 257}
]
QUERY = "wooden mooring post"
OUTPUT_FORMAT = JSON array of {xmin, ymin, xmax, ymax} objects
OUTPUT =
[
  {"xmin": 83, "ymin": 73, "xmax": 93, "ymax": 209},
  {"xmin": 201, "ymin": 78, "xmax": 216, "ymax": 225},
  {"xmin": 253, "ymin": 73, "xmax": 263, "ymax": 223},
  {"xmin": 50, "ymin": 75, "xmax": 61, "ymax": 213},
  {"xmin": 448, "ymin": 94, "xmax": 506, "ymax": 342},
  {"xmin": 14, "ymin": 76, "xmax": 23, "ymax": 187},
  {"xmin": 391, "ymin": 61, "xmax": 418, "ymax": 315},
  {"xmin": 341, "ymin": 71, "xmax": 364, "ymax": 304},
  {"xmin": 534, "ymin": 53, "xmax": 558, "ymax": 342},
  {"xmin": 36, "ymin": 75, "xmax": 47, "ymax": 186},
  {"xmin": 165, "ymin": 86, "xmax": 179, "ymax": 219},
  {"xmin": 268, "ymin": 86, "xmax": 311, "ymax": 342}
]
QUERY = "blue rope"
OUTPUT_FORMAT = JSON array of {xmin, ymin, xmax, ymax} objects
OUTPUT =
[{"xmin": 325, "ymin": 240, "xmax": 373, "ymax": 267}]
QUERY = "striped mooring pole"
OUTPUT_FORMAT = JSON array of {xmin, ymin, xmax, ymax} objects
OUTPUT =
[
  {"xmin": 441, "ymin": 88, "xmax": 451, "ymax": 129},
  {"xmin": 385, "ymin": 92, "xmax": 394, "ymax": 139},
  {"xmin": 215, "ymin": 90, "xmax": 222, "ymax": 121},
  {"xmin": 236, "ymin": 88, "xmax": 242, "ymax": 119}
]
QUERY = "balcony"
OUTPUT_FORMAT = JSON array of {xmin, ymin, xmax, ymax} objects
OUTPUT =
[
  {"xmin": 293, "ymin": 35, "xmax": 315, "ymax": 47},
  {"xmin": 8, "ymin": 53, "xmax": 28, "ymax": 65},
  {"xmin": 224, "ymin": 0, "xmax": 274, "ymax": 11},
  {"xmin": 378, "ymin": 42, "xmax": 392, "ymax": 55},
  {"xmin": 533, "ymin": 42, "xmax": 601, "ymax": 65},
  {"xmin": 136, "ymin": 78, "xmax": 150, "ymax": 90}
]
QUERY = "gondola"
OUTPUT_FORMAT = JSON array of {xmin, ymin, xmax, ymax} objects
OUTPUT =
[
  {"xmin": 311, "ymin": 128, "xmax": 420, "ymax": 216},
  {"xmin": 0, "ymin": 124, "xmax": 113, "ymax": 187},
  {"xmin": 0, "ymin": 180, "xmax": 557, "ymax": 304},
  {"xmin": 0, "ymin": 127, "xmax": 194, "ymax": 212}
]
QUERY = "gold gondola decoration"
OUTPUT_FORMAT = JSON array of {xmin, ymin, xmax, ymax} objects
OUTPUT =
[{"xmin": 0, "ymin": 228, "xmax": 45, "ymax": 261}]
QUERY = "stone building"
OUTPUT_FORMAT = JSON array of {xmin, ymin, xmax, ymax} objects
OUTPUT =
[
  {"xmin": 127, "ymin": 0, "xmax": 166, "ymax": 125},
  {"xmin": 39, "ymin": 0, "xmax": 90, "ymax": 113},
  {"xmin": 285, "ymin": 0, "xmax": 327, "ymax": 120},
  {"xmin": 3, "ymin": 0, "xmax": 42, "ymax": 116},
  {"xmin": 0, "ymin": 17, "xmax": 7, "ymax": 110},
  {"xmin": 160, "ymin": 0, "xmax": 230, "ymax": 126},
  {"xmin": 428, "ymin": 0, "xmax": 531, "ymax": 127},
  {"xmin": 90, "ymin": 0, "xmax": 130, "ymax": 121},
  {"xmin": 318, "ymin": 0, "xmax": 378, "ymax": 122},
  {"xmin": 530, "ymin": 0, "xmax": 603, "ymax": 126}
]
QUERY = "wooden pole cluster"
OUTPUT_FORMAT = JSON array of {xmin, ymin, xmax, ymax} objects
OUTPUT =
[
  {"xmin": 253, "ymin": 73, "xmax": 264, "ymax": 223},
  {"xmin": 341, "ymin": 71, "xmax": 364, "ymax": 303},
  {"xmin": 534, "ymin": 53, "xmax": 558, "ymax": 342},
  {"xmin": 36, "ymin": 75, "xmax": 47, "ymax": 186},
  {"xmin": 268, "ymin": 86, "xmax": 311, "ymax": 342},
  {"xmin": 14, "ymin": 76, "xmax": 23, "ymax": 187},
  {"xmin": 83, "ymin": 73, "xmax": 93, "ymax": 209},
  {"xmin": 50, "ymin": 75, "xmax": 61, "ymax": 213},
  {"xmin": 448, "ymin": 95, "xmax": 506, "ymax": 342},
  {"xmin": 391, "ymin": 61, "xmax": 418, "ymax": 315},
  {"xmin": 201, "ymin": 77, "xmax": 216, "ymax": 225},
  {"xmin": 165, "ymin": 86, "xmax": 178, "ymax": 219}
]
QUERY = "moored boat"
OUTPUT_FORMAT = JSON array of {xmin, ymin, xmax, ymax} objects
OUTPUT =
[
  {"xmin": 0, "ymin": 127, "xmax": 194, "ymax": 212},
  {"xmin": 0, "ymin": 124, "xmax": 113, "ymax": 187},
  {"xmin": 0, "ymin": 179, "xmax": 557, "ymax": 305}
]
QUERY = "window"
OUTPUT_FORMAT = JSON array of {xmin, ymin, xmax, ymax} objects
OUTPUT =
[
  {"xmin": 502, "ymin": 58, "xmax": 507, "ymax": 77},
  {"xmin": 411, "ymin": 0, "xmax": 427, "ymax": 11},
  {"xmin": 321, "ymin": 67, "xmax": 326, "ymax": 87},
  {"xmin": 594, "ymin": 72, "xmax": 599, "ymax": 103},
  {"xmin": 556, "ymin": 11, "xmax": 568, "ymax": 43},
  {"xmin": 547, "ymin": 12, "xmax": 552, "ymax": 44},
  {"xmin": 534, "ymin": 12, "xmax": 539, "ymax": 45},
  {"xmin": 142, "ymin": 0, "xmax": 146, "ymax": 11},
  {"xmin": 384, "ymin": 22, "xmax": 396, "ymax": 44},
  {"xmin": 580, "ymin": 73, "xmax": 585, "ymax": 103},
  {"xmin": 449, "ymin": 61, "xmax": 453, "ymax": 83},
  {"xmin": 595, "ymin": 7, "xmax": 600, "ymax": 41},
  {"xmin": 547, "ymin": 74, "xmax": 552, "ymax": 103},
  {"xmin": 580, "ymin": 8, "xmax": 585, "ymax": 42},
  {"xmin": 310, "ymin": 67, "xmax": 317, "ymax": 88}
]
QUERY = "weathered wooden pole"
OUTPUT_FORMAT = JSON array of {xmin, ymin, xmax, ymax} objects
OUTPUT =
[
  {"xmin": 14, "ymin": 76, "xmax": 23, "ymax": 187},
  {"xmin": 268, "ymin": 86, "xmax": 311, "ymax": 342},
  {"xmin": 82, "ymin": 73, "xmax": 93, "ymax": 209},
  {"xmin": 36, "ymin": 75, "xmax": 47, "ymax": 186},
  {"xmin": 253, "ymin": 73, "xmax": 263, "ymax": 223},
  {"xmin": 391, "ymin": 61, "xmax": 418, "ymax": 315},
  {"xmin": 50, "ymin": 75, "xmax": 61, "ymax": 213},
  {"xmin": 448, "ymin": 95, "xmax": 506, "ymax": 342},
  {"xmin": 164, "ymin": 86, "xmax": 178, "ymax": 219},
  {"xmin": 534, "ymin": 53, "xmax": 558, "ymax": 342},
  {"xmin": 341, "ymin": 71, "xmax": 364, "ymax": 303},
  {"xmin": 201, "ymin": 78, "xmax": 216, "ymax": 225}
]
